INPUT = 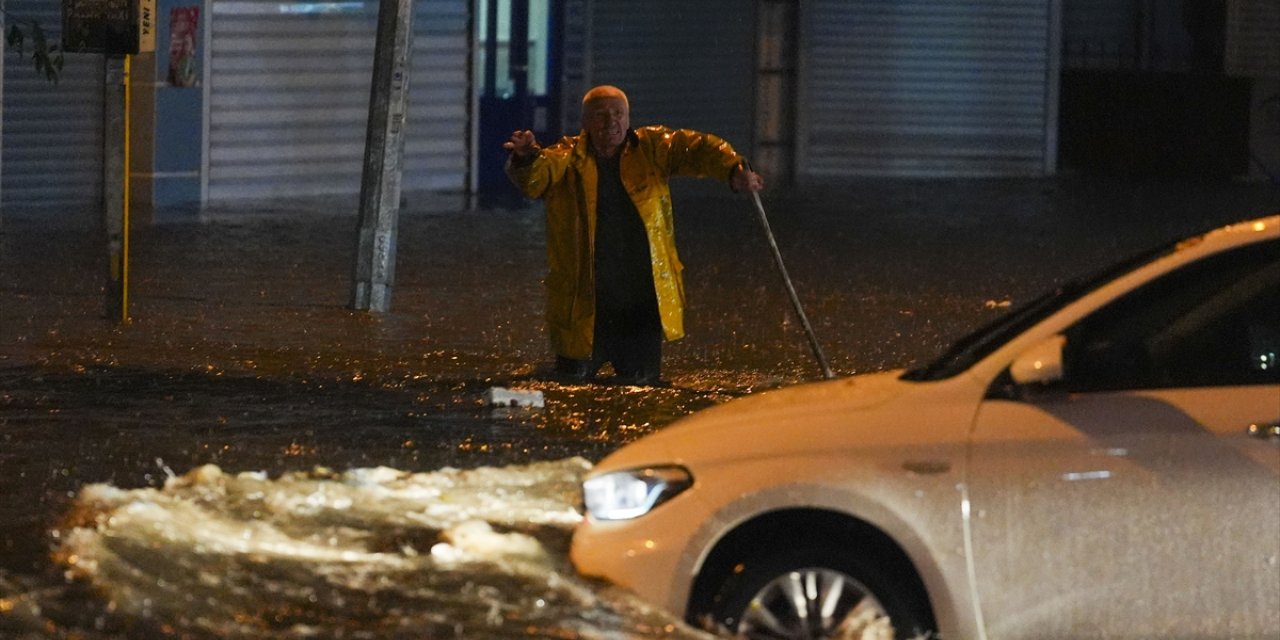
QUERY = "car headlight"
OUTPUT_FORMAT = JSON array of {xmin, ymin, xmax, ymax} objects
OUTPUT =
[{"xmin": 582, "ymin": 466, "xmax": 693, "ymax": 521}]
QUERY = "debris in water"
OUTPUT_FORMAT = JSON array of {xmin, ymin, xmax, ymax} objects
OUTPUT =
[{"xmin": 484, "ymin": 386, "xmax": 545, "ymax": 408}]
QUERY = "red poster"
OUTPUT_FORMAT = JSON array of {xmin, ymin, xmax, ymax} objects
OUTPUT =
[{"xmin": 167, "ymin": 7, "xmax": 200, "ymax": 87}]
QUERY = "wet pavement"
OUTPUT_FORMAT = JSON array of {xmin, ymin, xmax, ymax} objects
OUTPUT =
[{"xmin": 1, "ymin": 176, "xmax": 1277, "ymax": 637}]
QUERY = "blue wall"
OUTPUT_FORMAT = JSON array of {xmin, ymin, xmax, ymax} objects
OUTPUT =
[{"xmin": 150, "ymin": 0, "xmax": 204, "ymax": 212}]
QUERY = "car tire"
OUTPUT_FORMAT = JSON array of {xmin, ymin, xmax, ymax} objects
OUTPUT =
[{"xmin": 697, "ymin": 547, "xmax": 935, "ymax": 640}]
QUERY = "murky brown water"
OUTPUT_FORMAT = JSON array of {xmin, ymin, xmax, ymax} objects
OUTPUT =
[{"xmin": 2, "ymin": 178, "xmax": 1276, "ymax": 637}]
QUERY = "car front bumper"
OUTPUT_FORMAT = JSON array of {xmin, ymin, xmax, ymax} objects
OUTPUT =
[{"xmin": 570, "ymin": 491, "xmax": 713, "ymax": 616}]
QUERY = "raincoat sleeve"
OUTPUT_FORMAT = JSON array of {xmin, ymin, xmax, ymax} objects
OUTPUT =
[
  {"xmin": 649, "ymin": 127, "xmax": 744, "ymax": 185},
  {"xmin": 505, "ymin": 138, "xmax": 576, "ymax": 199}
]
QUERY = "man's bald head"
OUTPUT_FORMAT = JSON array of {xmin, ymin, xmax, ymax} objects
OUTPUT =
[{"xmin": 582, "ymin": 85, "xmax": 629, "ymax": 109}]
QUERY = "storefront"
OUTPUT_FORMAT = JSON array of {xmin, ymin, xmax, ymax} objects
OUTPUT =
[
  {"xmin": 4, "ymin": 0, "xmax": 1274, "ymax": 219},
  {"xmin": 796, "ymin": 0, "xmax": 1060, "ymax": 179},
  {"xmin": 1, "ymin": 0, "xmax": 470, "ymax": 216},
  {"xmin": 2, "ymin": 0, "xmax": 105, "ymax": 214},
  {"xmin": 203, "ymin": 0, "xmax": 470, "ymax": 205}
]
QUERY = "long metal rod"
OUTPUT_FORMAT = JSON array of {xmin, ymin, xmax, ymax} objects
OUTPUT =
[{"xmin": 751, "ymin": 191, "xmax": 835, "ymax": 380}]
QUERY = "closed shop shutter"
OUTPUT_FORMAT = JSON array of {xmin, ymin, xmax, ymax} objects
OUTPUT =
[
  {"xmin": 588, "ymin": 0, "xmax": 756, "ymax": 164},
  {"xmin": 2, "ymin": 0, "xmax": 104, "ymax": 212},
  {"xmin": 205, "ymin": 0, "xmax": 469, "ymax": 204},
  {"xmin": 798, "ymin": 0, "xmax": 1057, "ymax": 178}
]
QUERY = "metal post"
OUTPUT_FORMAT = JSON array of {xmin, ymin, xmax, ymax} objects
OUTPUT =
[
  {"xmin": 510, "ymin": 0, "xmax": 529, "ymax": 101},
  {"xmin": 483, "ymin": 0, "xmax": 498, "ymax": 95},
  {"xmin": 104, "ymin": 55, "xmax": 129, "ymax": 323},
  {"xmin": 351, "ymin": 0, "xmax": 416, "ymax": 312}
]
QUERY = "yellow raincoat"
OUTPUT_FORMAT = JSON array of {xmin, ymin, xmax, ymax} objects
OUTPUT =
[{"xmin": 506, "ymin": 126, "xmax": 744, "ymax": 359}]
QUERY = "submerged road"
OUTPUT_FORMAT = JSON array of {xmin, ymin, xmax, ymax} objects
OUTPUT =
[{"xmin": 1, "ymin": 177, "xmax": 1276, "ymax": 637}]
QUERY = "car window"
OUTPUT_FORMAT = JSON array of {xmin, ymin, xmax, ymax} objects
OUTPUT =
[
  {"xmin": 1063, "ymin": 239, "xmax": 1280, "ymax": 392},
  {"xmin": 902, "ymin": 241, "xmax": 1179, "ymax": 382}
]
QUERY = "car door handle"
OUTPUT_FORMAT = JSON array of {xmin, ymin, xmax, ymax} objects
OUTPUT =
[{"xmin": 1247, "ymin": 422, "xmax": 1280, "ymax": 440}]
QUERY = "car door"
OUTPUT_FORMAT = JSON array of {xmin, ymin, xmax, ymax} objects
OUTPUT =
[{"xmin": 965, "ymin": 239, "xmax": 1280, "ymax": 639}]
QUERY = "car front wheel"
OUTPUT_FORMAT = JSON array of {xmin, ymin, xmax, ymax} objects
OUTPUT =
[{"xmin": 698, "ymin": 548, "xmax": 935, "ymax": 640}]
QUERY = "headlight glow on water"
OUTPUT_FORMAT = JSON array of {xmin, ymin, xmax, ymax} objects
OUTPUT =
[{"xmin": 582, "ymin": 466, "xmax": 693, "ymax": 521}]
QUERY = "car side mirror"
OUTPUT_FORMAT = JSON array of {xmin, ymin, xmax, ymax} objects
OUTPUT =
[{"xmin": 1009, "ymin": 334, "xmax": 1067, "ymax": 386}]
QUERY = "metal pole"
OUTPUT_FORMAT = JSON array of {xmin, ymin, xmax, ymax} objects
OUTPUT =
[
  {"xmin": 483, "ymin": 0, "xmax": 498, "ymax": 95},
  {"xmin": 104, "ymin": 55, "xmax": 130, "ymax": 323},
  {"xmin": 510, "ymin": 0, "xmax": 529, "ymax": 101},
  {"xmin": 351, "ymin": 0, "xmax": 416, "ymax": 312},
  {"xmin": 751, "ymin": 191, "xmax": 834, "ymax": 380}
]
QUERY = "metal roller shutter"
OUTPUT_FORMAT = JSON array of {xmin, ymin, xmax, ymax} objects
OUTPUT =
[
  {"xmin": 205, "ymin": 0, "xmax": 469, "ymax": 204},
  {"xmin": 588, "ymin": 0, "xmax": 756, "ymax": 163},
  {"xmin": 798, "ymin": 0, "xmax": 1057, "ymax": 178},
  {"xmin": 2, "ymin": 0, "xmax": 104, "ymax": 212}
]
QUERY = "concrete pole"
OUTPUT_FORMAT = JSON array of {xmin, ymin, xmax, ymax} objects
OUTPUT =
[
  {"xmin": 351, "ymin": 0, "xmax": 416, "ymax": 312},
  {"xmin": 104, "ymin": 55, "xmax": 128, "ymax": 322}
]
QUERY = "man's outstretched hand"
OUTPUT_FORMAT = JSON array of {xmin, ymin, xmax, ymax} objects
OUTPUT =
[{"xmin": 504, "ymin": 130, "xmax": 540, "ymax": 159}]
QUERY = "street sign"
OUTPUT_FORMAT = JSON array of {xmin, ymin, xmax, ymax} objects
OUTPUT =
[
  {"xmin": 62, "ymin": 0, "xmax": 138, "ymax": 55},
  {"xmin": 138, "ymin": 0, "xmax": 156, "ymax": 53}
]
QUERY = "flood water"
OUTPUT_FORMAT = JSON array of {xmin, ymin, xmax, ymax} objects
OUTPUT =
[{"xmin": 2, "ymin": 179, "xmax": 1276, "ymax": 638}]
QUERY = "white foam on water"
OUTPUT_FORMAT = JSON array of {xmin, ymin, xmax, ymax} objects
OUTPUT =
[{"xmin": 3, "ymin": 457, "xmax": 720, "ymax": 639}]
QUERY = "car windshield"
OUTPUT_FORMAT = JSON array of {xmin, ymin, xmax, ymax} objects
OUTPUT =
[{"xmin": 901, "ymin": 239, "xmax": 1182, "ymax": 382}]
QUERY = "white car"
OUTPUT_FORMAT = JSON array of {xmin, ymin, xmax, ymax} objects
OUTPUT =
[{"xmin": 571, "ymin": 215, "xmax": 1280, "ymax": 640}]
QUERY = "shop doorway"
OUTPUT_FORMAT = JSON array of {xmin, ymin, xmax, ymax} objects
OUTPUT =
[
  {"xmin": 1058, "ymin": 0, "xmax": 1251, "ymax": 179},
  {"xmin": 475, "ymin": 0, "xmax": 563, "ymax": 205}
]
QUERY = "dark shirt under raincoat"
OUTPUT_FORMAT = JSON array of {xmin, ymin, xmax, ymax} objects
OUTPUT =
[{"xmin": 506, "ymin": 126, "xmax": 745, "ymax": 360}]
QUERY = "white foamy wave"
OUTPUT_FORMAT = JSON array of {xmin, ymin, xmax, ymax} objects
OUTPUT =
[{"xmin": 3, "ymin": 458, "xmax": 719, "ymax": 639}]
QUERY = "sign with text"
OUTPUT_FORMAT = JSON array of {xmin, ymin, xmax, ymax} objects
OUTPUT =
[
  {"xmin": 62, "ymin": 0, "xmax": 136, "ymax": 54},
  {"xmin": 138, "ymin": 0, "xmax": 156, "ymax": 52}
]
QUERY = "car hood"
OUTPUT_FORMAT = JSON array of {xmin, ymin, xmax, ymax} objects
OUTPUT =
[{"xmin": 595, "ymin": 370, "xmax": 974, "ymax": 473}]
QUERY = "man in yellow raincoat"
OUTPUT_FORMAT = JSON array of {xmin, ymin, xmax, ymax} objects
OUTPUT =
[{"xmin": 505, "ymin": 85, "xmax": 764, "ymax": 385}]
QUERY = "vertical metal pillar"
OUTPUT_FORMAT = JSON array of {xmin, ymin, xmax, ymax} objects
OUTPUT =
[
  {"xmin": 755, "ymin": 0, "xmax": 799, "ymax": 187},
  {"xmin": 1044, "ymin": 0, "xmax": 1062, "ymax": 177},
  {"xmin": 351, "ymin": 0, "xmax": 416, "ymax": 312},
  {"xmin": 484, "ymin": 0, "xmax": 499, "ymax": 95},
  {"xmin": 104, "ymin": 55, "xmax": 130, "ymax": 323},
  {"xmin": 510, "ymin": 0, "xmax": 529, "ymax": 101}
]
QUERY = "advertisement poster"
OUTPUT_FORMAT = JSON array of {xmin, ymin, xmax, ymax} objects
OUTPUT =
[{"xmin": 167, "ymin": 6, "xmax": 200, "ymax": 87}]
